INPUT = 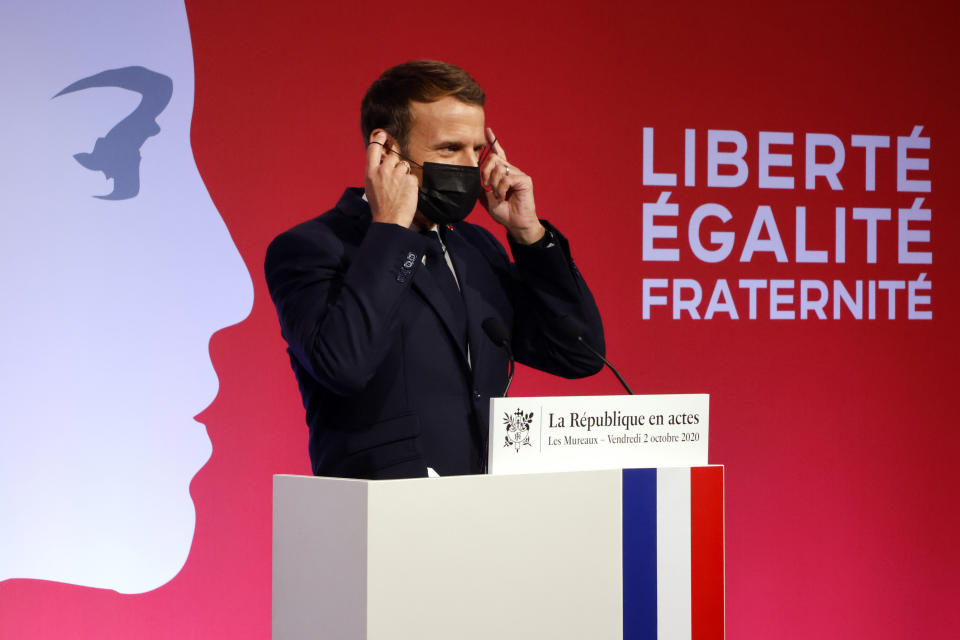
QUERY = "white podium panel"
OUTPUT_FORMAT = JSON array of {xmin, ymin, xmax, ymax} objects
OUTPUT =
[{"xmin": 273, "ymin": 468, "xmax": 725, "ymax": 640}]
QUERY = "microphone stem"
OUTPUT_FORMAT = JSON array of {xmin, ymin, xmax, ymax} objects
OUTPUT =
[
  {"xmin": 577, "ymin": 336, "xmax": 634, "ymax": 395},
  {"xmin": 502, "ymin": 350, "xmax": 515, "ymax": 396}
]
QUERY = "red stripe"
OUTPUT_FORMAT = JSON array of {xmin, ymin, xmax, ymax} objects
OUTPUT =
[{"xmin": 691, "ymin": 466, "xmax": 725, "ymax": 640}]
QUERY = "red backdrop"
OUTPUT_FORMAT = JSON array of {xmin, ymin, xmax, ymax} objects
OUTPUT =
[{"xmin": 2, "ymin": 0, "xmax": 958, "ymax": 638}]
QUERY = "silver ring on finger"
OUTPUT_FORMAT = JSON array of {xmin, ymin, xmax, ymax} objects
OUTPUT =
[
  {"xmin": 504, "ymin": 165, "xmax": 511, "ymax": 176},
  {"xmin": 400, "ymin": 161, "xmax": 410, "ymax": 174}
]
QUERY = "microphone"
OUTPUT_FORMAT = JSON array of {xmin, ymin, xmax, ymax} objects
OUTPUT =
[
  {"xmin": 482, "ymin": 317, "xmax": 515, "ymax": 397},
  {"xmin": 556, "ymin": 316, "xmax": 634, "ymax": 395}
]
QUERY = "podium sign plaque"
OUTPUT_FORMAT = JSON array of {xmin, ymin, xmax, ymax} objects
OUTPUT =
[{"xmin": 489, "ymin": 394, "xmax": 709, "ymax": 474}]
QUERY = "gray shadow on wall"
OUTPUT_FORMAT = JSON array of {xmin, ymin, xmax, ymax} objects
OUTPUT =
[{"xmin": 55, "ymin": 66, "xmax": 173, "ymax": 200}]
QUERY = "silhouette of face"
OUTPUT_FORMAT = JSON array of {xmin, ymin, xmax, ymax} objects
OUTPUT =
[{"xmin": 0, "ymin": 0, "xmax": 253, "ymax": 593}]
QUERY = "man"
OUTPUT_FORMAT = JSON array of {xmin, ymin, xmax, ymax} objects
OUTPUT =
[{"xmin": 265, "ymin": 60, "xmax": 604, "ymax": 479}]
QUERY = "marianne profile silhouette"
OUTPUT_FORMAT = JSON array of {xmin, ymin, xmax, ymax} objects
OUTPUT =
[{"xmin": 0, "ymin": 0, "xmax": 253, "ymax": 593}]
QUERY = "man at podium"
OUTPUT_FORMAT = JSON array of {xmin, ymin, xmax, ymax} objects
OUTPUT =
[{"xmin": 265, "ymin": 60, "xmax": 604, "ymax": 480}]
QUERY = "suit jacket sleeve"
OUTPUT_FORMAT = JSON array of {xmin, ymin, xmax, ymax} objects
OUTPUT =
[
  {"xmin": 480, "ymin": 220, "xmax": 606, "ymax": 378},
  {"xmin": 264, "ymin": 220, "xmax": 430, "ymax": 395}
]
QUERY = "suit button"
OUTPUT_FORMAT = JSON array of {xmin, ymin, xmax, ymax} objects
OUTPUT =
[{"xmin": 472, "ymin": 390, "xmax": 482, "ymax": 400}]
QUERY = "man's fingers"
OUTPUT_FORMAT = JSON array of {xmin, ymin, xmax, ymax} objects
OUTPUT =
[
  {"xmin": 496, "ymin": 173, "xmax": 513, "ymax": 201},
  {"xmin": 482, "ymin": 155, "xmax": 509, "ymax": 191},
  {"xmin": 484, "ymin": 159, "xmax": 523, "ymax": 200},
  {"xmin": 382, "ymin": 149, "xmax": 401, "ymax": 170},
  {"xmin": 485, "ymin": 127, "xmax": 508, "ymax": 163},
  {"xmin": 481, "ymin": 155, "xmax": 498, "ymax": 188},
  {"xmin": 366, "ymin": 142, "xmax": 383, "ymax": 172},
  {"xmin": 490, "ymin": 164, "xmax": 507, "ymax": 198},
  {"xmin": 366, "ymin": 132, "xmax": 388, "ymax": 171}
]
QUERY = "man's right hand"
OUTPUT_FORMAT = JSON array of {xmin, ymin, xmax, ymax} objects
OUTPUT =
[{"xmin": 365, "ymin": 131, "xmax": 419, "ymax": 228}]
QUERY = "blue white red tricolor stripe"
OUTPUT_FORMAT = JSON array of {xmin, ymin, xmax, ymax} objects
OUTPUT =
[{"xmin": 622, "ymin": 467, "xmax": 725, "ymax": 639}]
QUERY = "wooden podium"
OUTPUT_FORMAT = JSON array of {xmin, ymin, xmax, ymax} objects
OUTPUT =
[{"xmin": 273, "ymin": 467, "xmax": 724, "ymax": 639}]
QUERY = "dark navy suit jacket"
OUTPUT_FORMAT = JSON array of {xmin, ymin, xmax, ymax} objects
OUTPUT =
[{"xmin": 265, "ymin": 188, "xmax": 604, "ymax": 479}]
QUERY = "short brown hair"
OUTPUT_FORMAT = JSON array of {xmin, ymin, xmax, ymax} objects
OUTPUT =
[{"xmin": 360, "ymin": 60, "xmax": 485, "ymax": 147}]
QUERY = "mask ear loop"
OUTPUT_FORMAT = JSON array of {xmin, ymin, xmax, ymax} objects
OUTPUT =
[
  {"xmin": 479, "ymin": 137, "xmax": 497, "ymax": 192},
  {"xmin": 368, "ymin": 140, "xmax": 424, "ymax": 169}
]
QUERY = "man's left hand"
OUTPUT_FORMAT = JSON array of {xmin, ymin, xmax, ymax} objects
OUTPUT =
[{"xmin": 479, "ymin": 127, "xmax": 546, "ymax": 245}]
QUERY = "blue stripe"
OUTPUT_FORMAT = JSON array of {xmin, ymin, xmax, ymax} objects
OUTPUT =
[{"xmin": 623, "ymin": 468, "xmax": 658, "ymax": 639}]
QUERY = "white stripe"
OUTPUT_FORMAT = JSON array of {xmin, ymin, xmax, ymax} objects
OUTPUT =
[{"xmin": 657, "ymin": 467, "xmax": 692, "ymax": 640}]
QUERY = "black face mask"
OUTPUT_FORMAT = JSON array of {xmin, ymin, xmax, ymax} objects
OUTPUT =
[
  {"xmin": 417, "ymin": 161, "xmax": 483, "ymax": 226},
  {"xmin": 375, "ymin": 142, "xmax": 483, "ymax": 225}
]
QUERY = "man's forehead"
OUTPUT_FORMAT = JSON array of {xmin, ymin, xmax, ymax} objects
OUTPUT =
[{"xmin": 408, "ymin": 97, "xmax": 485, "ymax": 143}]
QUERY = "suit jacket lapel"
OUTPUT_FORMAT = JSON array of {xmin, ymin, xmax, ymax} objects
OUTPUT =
[
  {"xmin": 444, "ymin": 229, "xmax": 488, "ymax": 371},
  {"xmin": 411, "ymin": 255, "xmax": 470, "ymax": 361},
  {"xmin": 445, "ymin": 229, "xmax": 497, "ymax": 455}
]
